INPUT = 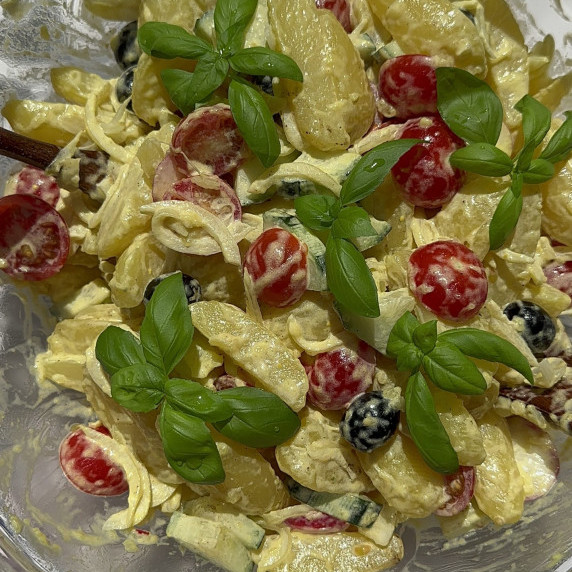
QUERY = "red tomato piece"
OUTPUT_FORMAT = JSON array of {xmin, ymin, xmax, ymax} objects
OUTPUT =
[
  {"xmin": 284, "ymin": 510, "xmax": 349, "ymax": 534},
  {"xmin": 152, "ymin": 151, "xmax": 186, "ymax": 201},
  {"xmin": 0, "ymin": 194, "xmax": 70, "ymax": 281},
  {"xmin": 391, "ymin": 116, "xmax": 466, "ymax": 208},
  {"xmin": 171, "ymin": 104, "xmax": 249, "ymax": 176},
  {"xmin": 378, "ymin": 55, "xmax": 437, "ymax": 119},
  {"xmin": 408, "ymin": 240, "xmax": 488, "ymax": 321},
  {"xmin": 59, "ymin": 426, "xmax": 128, "ymax": 497},
  {"xmin": 435, "ymin": 466, "xmax": 475, "ymax": 516},
  {"xmin": 543, "ymin": 261, "xmax": 572, "ymax": 302},
  {"xmin": 243, "ymin": 227, "xmax": 308, "ymax": 308},
  {"xmin": 307, "ymin": 341, "xmax": 376, "ymax": 410},
  {"xmin": 15, "ymin": 165, "xmax": 60, "ymax": 207},
  {"xmin": 315, "ymin": 0, "xmax": 352, "ymax": 33}
]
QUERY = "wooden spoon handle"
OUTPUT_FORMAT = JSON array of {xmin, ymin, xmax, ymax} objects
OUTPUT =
[{"xmin": 0, "ymin": 126, "xmax": 60, "ymax": 169}]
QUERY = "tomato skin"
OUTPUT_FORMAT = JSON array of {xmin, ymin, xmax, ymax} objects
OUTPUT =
[
  {"xmin": 408, "ymin": 240, "xmax": 488, "ymax": 321},
  {"xmin": 284, "ymin": 510, "xmax": 350, "ymax": 533},
  {"xmin": 15, "ymin": 165, "xmax": 60, "ymax": 207},
  {"xmin": 243, "ymin": 227, "xmax": 308, "ymax": 308},
  {"xmin": 392, "ymin": 116, "xmax": 466, "ymax": 208},
  {"xmin": 543, "ymin": 261, "xmax": 572, "ymax": 302},
  {"xmin": 315, "ymin": 0, "xmax": 352, "ymax": 33},
  {"xmin": 0, "ymin": 194, "xmax": 70, "ymax": 281},
  {"xmin": 435, "ymin": 466, "xmax": 475, "ymax": 516},
  {"xmin": 378, "ymin": 55, "xmax": 438, "ymax": 119}
]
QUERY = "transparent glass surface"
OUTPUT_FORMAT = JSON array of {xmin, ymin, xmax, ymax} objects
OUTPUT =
[{"xmin": 0, "ymin": 1, "xmax": 571, "ymax": 571}]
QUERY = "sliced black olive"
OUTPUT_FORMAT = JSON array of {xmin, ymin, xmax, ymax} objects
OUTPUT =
[
  {"xmin": 460, "ymin": 8, "xmax": 476, "ymax": 25},
  {"xmin": 116, "ymin": 65, "xmax": 136, "ymax": 108},
  {"xmin": 339, "ymin": 391, "xmax": 400, "ymax": 452},
  {"xmin": 110, "ymin": 21, "xmax": 141, "ymax": 70},
  {"xmin": 251, "ymin": 75, "xmax": 274, "ymax": 96},
  {"xmin": 144, "ymin": 272, "xmax": 202, "ymax": 306},
  {"xmin": 503, "ymin": 300, "xmax": 556, "ymax": 354}
]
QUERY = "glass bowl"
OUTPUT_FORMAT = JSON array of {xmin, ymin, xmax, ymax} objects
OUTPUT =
[{"xmin": 0, "ymin": 1, "xmax": 571, "ymax": 571}]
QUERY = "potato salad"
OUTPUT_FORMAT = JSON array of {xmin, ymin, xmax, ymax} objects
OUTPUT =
[{"xmin": 1, "ymin": 0, "xmax": 572, "ymax": 571}]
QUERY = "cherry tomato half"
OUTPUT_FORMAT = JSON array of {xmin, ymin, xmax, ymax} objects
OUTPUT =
[
  {"xmin": 284, "ymin": 510, "xmax": 350, "ymax": 534},
  {"xmin": 315, "ymin": 0, "xmax": 352, "ymax": 33},
  {"xmin": 435, "ymin": 466, "xmax": 475, "ymax": 516},
  {"xmin": 543, "ymin": 261, "xmax": 572, "ymax": 303},
  {"xmin": 15, "ymin": 165, "xmax": 61, "ymax": 207}
]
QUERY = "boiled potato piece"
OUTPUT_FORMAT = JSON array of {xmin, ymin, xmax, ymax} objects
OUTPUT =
[
  {"xmin": 50, "ymin": 67, "xmax": 108, "ymax": 106},
  {"xmin": 84, "ymin": 0, "xmax": 140, "ymax": 21},
  {"xmin": 541, "ymin": 158, "xmax": 572, "ymax": 246}
]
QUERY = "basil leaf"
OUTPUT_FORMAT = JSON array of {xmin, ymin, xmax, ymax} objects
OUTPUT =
[
  {"xmin": 228, "ymin": 79, "xmax": 280, "ymax": 168},
  {"xmin": 294, "ymin": 194, "xmax": 339, "ymax": 231},
  {"xmin": 326, "ymin": 236, "xmax": 380, "ymax": 318},
  {"xmin": 139, "ymin": 272, "xmax": 194, "ymax": 375},
  {"xmin": 95, "ymin": 325, "xmax": 145, "ymax": 376},
  {"xmin": 514, "ymin": 95, "xmax": 551, "ymax": 171},
  {"xmin": 138, "ymin": 22, "xmax": 213, "ymax": 59},
  {"xmin": 340, "ymin": 139, "xmax": 420, "ymax": 205},
  {"xmin": 422, "ymin": 340, "xmax": 487, "ymax": 395},
  {"xmin": 110, "ymin": 364, "xmax": 166, "ymax": 413},
  {"xmin": 522, "ymin": 158, "xmax": 555, "ymax": 184},
  {"xmin": 331, "ymin": 206, "xmax": 377, "ymax": 239},
  {"xmin": 412, "ymin": 320, "xmax": 438, "ymax": 354},
  {"xmin": 488, "ymin": 174, "xmax": 524, "ymax": 250},
  {"xmin": 164, "ymin": 378, "xmax": 233, "ymax": 422},
  {"xmin": 229, "ymin": 47, "xmax": 303, "ymax": 82},
  {"xmin": 214, "ymin": 0, "xmax": 257, "ymax": 54},
  {"xmin": 539, "ymin": 111, "xmax": 572, "ymax": 164},
  {"xmin": 405, "ymin": 372, "xmax": 459, "ymax": 474},
  {"xmin": 386, "ymin": 311, "xmax": 422, "ymax": 370},
  {"xmin": 449, "ymin": 143, "xmax": 513, "ymax": 177},
  {"xmin": 160, "ymin": 403, "xmax": 225, "ymax": 484},
  {"xmin": 436, "ymin": 67, "xmax": 503, "ymax": 145},
  {"xmin": 212, "ymin": 387, "xmax": 301, "ymax": 448},
  {"xmin": 437, "ymin": 328, "xmax": 534, "ymax": 384}
]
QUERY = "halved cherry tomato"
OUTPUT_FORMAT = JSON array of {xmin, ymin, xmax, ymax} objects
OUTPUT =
[
  {"xmin": 315, "ymin": 0, "xmax": 352, "ymax": 33},
  {"xmin": 243, "ymin": 227, "xmax": 308, "ymax": 308},
  {"xmin": 15, "ymin": 165, "xmax": 60, "ymax": 207},
  {"xmin": 408, "ymin": 240, "xmax": 488, "ymax": 321},
  {"xmin": 435, "ymin": 466, "xmax": 475, "ymax": 516},
  {"xmin": 284, "ymin": 510, "xmax": 350, "ymax": 534},
  {"xmin": 59, "ymin": 425, "xmax": 128, "ymax": 497},
  {"xmin": 543, "ymin": 261, "xmax": 572, "ymax": 302},
  {"xmin": 0, "ymin": 194, "xmax": 70, "ymax": 281},
  {"xmin": 152, "ymin": 151, "xmax": 185, "ymax": 201}
]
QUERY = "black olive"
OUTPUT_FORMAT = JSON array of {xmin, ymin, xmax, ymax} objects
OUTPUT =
[
  {"xmin": 460, "ymin": 8, "xmax": 476, "ymax": 25},
  {"xmin": 110, "ymin": 21, "xmax": 141, "ymax": 70},
  {"xmin": 252, "ymin": 75, "xmax": 274, "ymax": 95},
  {"xmin": 116, "ymin": 65, "xmax": 136, "ymax": 107},
  {"xmin": 339, "ymin": 391, "xmax": 400, "ymax": 452},
  {"xmin": 503, "ymin": 300, "xmax": 556, "ymax": 354},
  {"xmin": 144, "ymin": 272, "xmax": 202, "ymax": 306}
]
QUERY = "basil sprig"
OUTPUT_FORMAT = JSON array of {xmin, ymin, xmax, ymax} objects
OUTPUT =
[
  {"xmin": 436, "ymin": 67, "xmax": 572, "ymax": 250},
  {"xmin": 294, "ymin": 139, "xmax": 419, "ymax": 318},
  {"xmin": 137, "ymin": 0, "xmax": 303, "ymax": 168},
  {"xmin": 386, "ymin": 311, "xmax": 534, "ymax": 473},
  {"xmin": 95, "ymin": 273, "xmax": 300, "ymax": 484}
]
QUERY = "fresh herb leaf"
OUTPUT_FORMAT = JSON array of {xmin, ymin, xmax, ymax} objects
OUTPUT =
[
  {"xmin": 213, "ymin": 387, "xmax": 301, "ymax": 448},
  {"xmin": 488, "ymin": 173, "xmax": 524, "ymax": 250},
  {"xmin": 514, "ymin": 95, "xmax": 552, "ymax": 171},
  {"xmin": 422, "ymin": 340, "xmax": 488, "ymax": 395},
  {"xmin": 331, "ymin": 206, "xmax": 377, "ymax": 239},
  {"xmin": 386, "ymin": 312, "xmax": 424, "ymax": 372},
  {"xmin": 539, "ymin": 110, "xmax": 572, "ymax": 163},
  {"xmin": 110, "ymin": 363, "xmax": 166, "ymax": 413},
  {"xmin": 412, "ymin": 320, "xmax": 438, "ymax": 355},
  {"xmin": 437, "ymin": 328, "xmax": 534, "ymax": 384},
  {"xmin": 228, "ymin": 79, "xmax": 280, "ymax": 168},
  {"xmin": 436, "ymin": 67, "xmax": 503, "ymax": 145},
  {"xmin": 294, "ymin": 194, "xmax": 339, "ymax": 231},
  {"xmin": 326, "ymin": 236, "xmax": 380, "ymax": 318},
  {"xmin": 164, "ymin": 378, "xmax": 233, "ymax": 422},
  {"xmin": 522, "ymin": 158, "xmax": 555, "ymax": 184},
  {"xmin": 340, "ymin": 139, "xmax": 420, "ymax": 205},
  {"xmin": 95, "ymin": 325, "xmax": 146, "ymax": 376},
  {"xmin": 449, "ymin": 143, "xmax": 513, "ymax": 177},
  {"xmin": 405, "ymin": 372, "xmax": 459, "ymax": 474},
  {"xmin": 214, "ymin": 0, "xmax": 258, "ymax": 54},
  {"xmin": 160, "ymin": 403, "xmax": 225, "ymax": 484},
  {"xmin": 161, "ymin": 70, "xmax": 196, "ymax": 115},
  {"xmin": 229, "ymin": 46, "xmax": 302, "ymax": 81},
  {"xmin": 138, "ymin": 22, "xmax": 213, "ymax": 59}
]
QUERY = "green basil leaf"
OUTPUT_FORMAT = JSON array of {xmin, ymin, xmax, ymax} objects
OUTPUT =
[
  {"xmin": 229, "ymin": 47, "xmax": 303, "ymax": 82},
  {"xmin": 331, "ymin": 206, "xmax": 377, "ymax": 239},
  {"xmin": 160, "ymin": 403, "xmax": 225, "ymax": 484},
  {"xmin": 539, "ymin": 111, "xmax": 572, "ymax": 164},
  {"xmin": 138, "ymin": 22, "xmax": 213, "ymax": 59},
  {"xmin": 212, "ymin": 387, "xmax": 301, "ymax": 448},
  {"xmin": 139, "ymin": 272, "xmax": 194, "ymax": 375},
  {"xmin": 164, "ymin": 378, "xmax": 233, "ymax": 422},
  {"xmin": 294, "ymin": 194, "xmax": 339, "ymax": 231},
  {"xmin": 412, "ymin": 320, "xmax": 438, "ymax": 354},
  {"xmin": 514, "ymin": 95, "xmax": 552, "ymax": 171},
  {"xmin": 95, "ymin": 325, "xmax": 146, "ymax": 376},
  {"xmin": 422, "ymin": 340, "xmax": 487, "ymax": 395},
  {"xmin": 326, "ymin": 236, "xmax": 380, "ymax": 318},
  {"xmin": 522, "ymin": 158, "xmax": 555, "ymax": 184},
  {"xmin": 110, "ymin": 364, "xmax": 166, "ymax": 413},
  {"xmin": 436, "ymin": 67, "xmax": 503, "ymax": 145},
  {"xmin": 228, "ymin": 79, "xmax": 280, "ymax": 168},
  {"xmin": 488, "ymin": 174, "xmax": 524, "ymax": 250},
  {"xmin": 340, "ymin": 139, "xmax": 420, "ymax": 205},
  {"xmin": 405, "ymin": 372, "xmax": 459, "ymax": 474},
  {"xmin": 386, "ymin": 311, "xmax": 423, "ymax": 371},
  {"xmin": 449, "ymin": 143, "xmax": 513, "ymax": 177},
  {"xmin": 437, "ymin": 328, "xmax": 534, "ymax": 384},
  {"xmin": 214, "ymin": 0, "xmax": 257, "ymax": 54}
]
